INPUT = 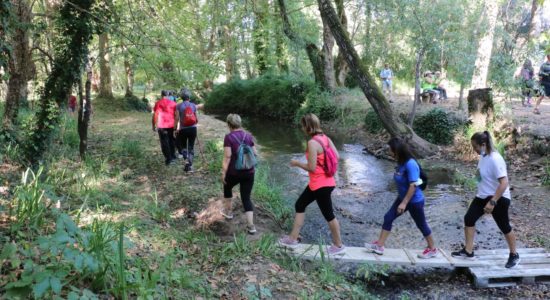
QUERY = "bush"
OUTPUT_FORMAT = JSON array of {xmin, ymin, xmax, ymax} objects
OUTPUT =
[
  {"xmin": 295, "ymin": 90, "xmax": 338, "ymax": 123},
  {"xmin": 364, "ymin": 108, "xmax": 384, "ymax": 134},
  {"xmin": 413, "ymin": 108, "xmax": 463, "ymax": 145},
  {"xmin": 205, "ymin": 74, "xmax": 316, "ymax": 120},
  {"xmin": 125, "ymin": 95, "xmax": 150, "ymax": 112}
]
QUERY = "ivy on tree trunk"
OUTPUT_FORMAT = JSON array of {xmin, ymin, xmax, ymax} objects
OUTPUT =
[{"xmin": 29, "ymin": 0, "xmax": 96, "ymax": 162}]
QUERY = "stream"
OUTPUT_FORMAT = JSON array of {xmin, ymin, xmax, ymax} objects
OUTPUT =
[{"xmin": 241, "ymin": 117, "xmax": 516, "ymax": 253}]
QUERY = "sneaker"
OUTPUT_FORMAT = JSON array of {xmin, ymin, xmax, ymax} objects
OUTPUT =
[
  {"xmin": 364, "ymin": 241, "xmax": 384, "ymax": 255},
  {"xmin": 184, "ymin": 164, "xmax": 193, "ymax": 173},
  {"xmin": 278, "ymin": 235, "xmax": 299, "ymax": 249},
  {"xmin": 220, "ymin": 210, "xmax": 233, "ymax": 220},
  {"xmin": 246, "ymin": 225, "xmax": 257, "ymax": 235},
  {"xmin": 327, "ymin": 244, "xmax": 346, "ymax": 256},
  {"xmin": 417, "ymin": 247, "xmax": 438, "ymax": 259},
  {"xmin": 177, "ymin": 153, "xmax": 184, "ymax": 159},
  {"xmin": 505, "ymin": 253, "xmax": 520, "ymax": 268},
  {"xmin": 451, "ymin": 248, "xmax": 475, "ymax": 259}
]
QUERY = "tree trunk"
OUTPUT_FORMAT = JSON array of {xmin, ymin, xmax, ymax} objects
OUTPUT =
[
  {"xmin": 253, "ymin": 1, "xmax": 269, "ymax": 75},
  {"xmin": 408, "ymin": 48, "xmax": 425, "ymax": 127},
  {"xmin": 78, "ymin": 63, "xmax": 92, "ymax": 159},
  {"xmin": 458, "ymin": 82, "xmax": 465, "ymax": 110},
  {"xmin": 334, "ymin": 0, "xmax": 349, "ymax": 86},
  {"xmin": 241, "ymin": 24, "xmax": 254, "ymax": 79},
  {"xmin": 467, "ymin": 88, "xmax": 494, "ymax": 130},
  {"xmin": 321, "ymin": 16, "xmax": 336, "ymax": 90},
  {"xmin": 527, "ymin": 0, "xmax": 538, "ymax": 43},
  {"xmin": 470, "ymin": 0, "xmax": 499, "ymax": 89},
  {"xmin": 3, "ymin": 0, "xmax": 34, "ymax": 131},
  {"xmin": 98, "ymin": 33, "xmax": 113, "ymax": 98},
  {"xmin": 317, "ymin": 0, "xmax": 435, "ymax": 157},
  {"xmin": 277, "ymin": 0, "xmax": 327, "ymax": 88},
  {"xmin": 124, "ymin": 58, "xmax": 134, "ymax": 97},
  {"xmin": 223, "ymin": 24, "xmax": 238, "ymax": 80}
]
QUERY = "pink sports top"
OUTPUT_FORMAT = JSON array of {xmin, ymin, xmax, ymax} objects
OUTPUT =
[{"xmin": 306, "ymin": 134, "xmax": 336, "ymax": 191}]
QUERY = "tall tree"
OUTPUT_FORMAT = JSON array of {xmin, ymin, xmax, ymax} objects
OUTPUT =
[
  {"xmin": 277, "ymin": 0, "xmax": 331, "ymax": 89},
  {"xmin": 321, "ymin": 15, "xmax": 336, "ymax": 90},
  {"xmin": 122, "ymin": 43, "xmax": 134, "ymax": 97},
  {"xmin": 334, "ymin": 0, "xmax": 349, "ymax": 86},
  {"xmin": 3, "ymin": 0, "xmax": 34, "ymax": 131},
  {"xmin": 317, "ymin": 0, "xmax": 435, "ymax": 157},
  {"xmin": 471, "ymin": 0, "xmax": 499, "ymax": 89},
  {"xmin": 30, "ymin": 0, "xmax": 96, "ymax": 160},
  {"xmin": 78, "ymin": 61, "xmax": 92, "ymax": 159},
  {"xmin": 98, "ymin": 32, "xmax": 113, "ymax": 98},
  {"xmin": 253, "ymin": 0, "xmax": 270, "ymax": 75}
]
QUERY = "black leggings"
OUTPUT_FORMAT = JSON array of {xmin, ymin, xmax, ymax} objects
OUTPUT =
[
  {"xmin": 224, "ymin": 173, "xmax": 254, "ymax": 212},
  {"xmin": 464, "ymin": 196, "xmax": 512, "ymax": 234},
  {"xmin": 176, "ymin": 127, "xmax": 197, "ymax": 164},
  {"xmin": 295, "ymin": 186, "xmax": 336, "ymax": 222}
]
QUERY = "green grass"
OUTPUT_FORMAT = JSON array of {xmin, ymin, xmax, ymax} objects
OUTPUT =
[{"xmin": 453, "ymin": 171, "xmax": 477, "ymax": 191}]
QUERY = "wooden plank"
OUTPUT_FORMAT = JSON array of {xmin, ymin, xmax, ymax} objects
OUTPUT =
[
  {"xmin": 475, "ymin": 248, "xmax": 546, "ymax": 255},
  {"xmin": 438, "ymin": 249, "xmax": 455, "ymax": 266},
  {"xmin": 404, "ymin": 248, "xmax": 454, "ymax": 268},
  {"xmin": 470, "ymin": 264, "xmax": 550, "ymax": 278},
  {"xmin": 291, "ymin": 244, "xmax": 413, "ymax": 265},
  {"xmin": 403, "ymin": 249, "xmax": 416, "ymax": 265}
]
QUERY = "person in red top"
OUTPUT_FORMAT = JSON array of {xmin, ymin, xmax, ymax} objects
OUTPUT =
[
  {"xmin": 152, "ymin": 90, "xmax": 178, "ymax": 165},
  {"xmin": 278, "ymin": 113, "xmax": 346, "ymax": 256},
  {"xmin": 68, "ymin": 94, "xmax": 77, "ymax": 114}
]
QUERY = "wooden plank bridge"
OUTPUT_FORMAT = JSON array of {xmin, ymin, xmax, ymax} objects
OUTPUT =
[{"xmin": 288, "ymin": 244, "xmax": 550, "ymax": 288}]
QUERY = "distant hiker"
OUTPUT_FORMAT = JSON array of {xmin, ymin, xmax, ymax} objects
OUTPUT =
[
  {"xmin": 365, "ymin": 137, "xmax": 438, "ymax": 259},
  {"xmin": 434, "ymin": 71, "xmax": 448, "ymax": 100},
  {"xmin": 68, "ymin": 94, "xmax": 77, "ymax": 114},
  {"xmin": 421, "ymin": 71, "xmax": 439, "ymax": 104},
  {"xmin": 152, "ymin": 90, "xmax": 178, "ymax": 165},
  {"xmin": 451, "ymin": 131, "xmax": 520, "ymax": 269},
  {"xmin": 168, "ymin": 91, "xmax": 176, "ymax": 102},
  {"xmin": 176, "ymin": 89, "xmax": 200, "ymax": 172},
  {"xmin": 278, "ymin": 113, "xmax": 346, "ymax": 256},
  {"xmin": 533, "ymin": 53, "xmax": 550, "ymax": 114},
  {"xmin": 517, "ymin": 59, "xmax": 535, "ymax": 107},
  {"xmin": 221, "ymin": 113, "xmax": 258, "ymax": 234},
  {"xmin": 380, "ymin": 63, "xmax": 394, "ymax": 101}
]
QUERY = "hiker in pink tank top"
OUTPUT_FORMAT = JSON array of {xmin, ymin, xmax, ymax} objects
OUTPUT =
[{"xmin": 278, "ymin": 113, "xmax": 346, "ymax": 256}]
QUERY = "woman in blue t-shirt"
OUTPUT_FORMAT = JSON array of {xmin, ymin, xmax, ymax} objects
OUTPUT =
[{"xmin": 365, "ymin": 137, "xmax": 438, "ymax": 259}]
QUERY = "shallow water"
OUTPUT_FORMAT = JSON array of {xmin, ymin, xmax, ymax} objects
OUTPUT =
[{"xmin": 241, "ymin": 117, "xmax": 517, "ymax": 252}]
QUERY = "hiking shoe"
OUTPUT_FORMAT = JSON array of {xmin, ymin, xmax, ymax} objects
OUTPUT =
[
  {"xmin": 534, "ymin": 108, "xmax": 541, "ymax": 115},
  {"xmin": 451, "ymin": 248, "xmax": 475, "ymax": 259},
  {"xmin": 505, "ymin": 253, "xmax": 520, "ymax": 268},
  {"xmin": 246, "ymin": 225, "xmax": 257, "ymax": 235},
  {"xmin": 278, "ymin": 235, "xmax": 299, "ymax": 249},
  {"xmin": 417, "ymin": 247, "xmax": 438, "ymax": 259},
  {"xmin": 327, "ymin": 244, "xmax": 346, "ymax": 256},
  {"xmin": 365, "ymin": 241, "xmax": 384, "ymax": 255},
  {"xmin": 184, "ymin": 164, "xmax": 193, "ymax": 173},
  {"xmin": 220, "ymin": 210, "xmax": 233, "ymax": 220}
]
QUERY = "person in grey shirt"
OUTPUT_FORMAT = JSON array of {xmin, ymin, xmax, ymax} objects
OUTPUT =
[{"xmin": 380, "ymin": 64, "xmax": 393, "ymax": 102}]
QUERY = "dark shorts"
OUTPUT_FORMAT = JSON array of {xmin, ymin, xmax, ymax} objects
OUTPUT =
[{"xmin": 542, "ymin": 83, "xmax": 550, "ymax": 97}]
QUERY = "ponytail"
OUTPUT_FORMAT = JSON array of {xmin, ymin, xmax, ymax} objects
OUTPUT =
[{"xmin": 471, "ymin": 131, "xmax": 493, "ymax": 153}]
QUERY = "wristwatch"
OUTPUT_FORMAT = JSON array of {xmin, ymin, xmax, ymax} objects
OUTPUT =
[{"xmin": 489, "ymin": 200, "xmax": 497, "ymax": 206}]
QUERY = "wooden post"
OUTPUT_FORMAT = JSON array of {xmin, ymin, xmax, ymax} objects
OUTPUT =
[{"xmin": 467, "ymin": 88, "xmax": 494, "ymax": 130}]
